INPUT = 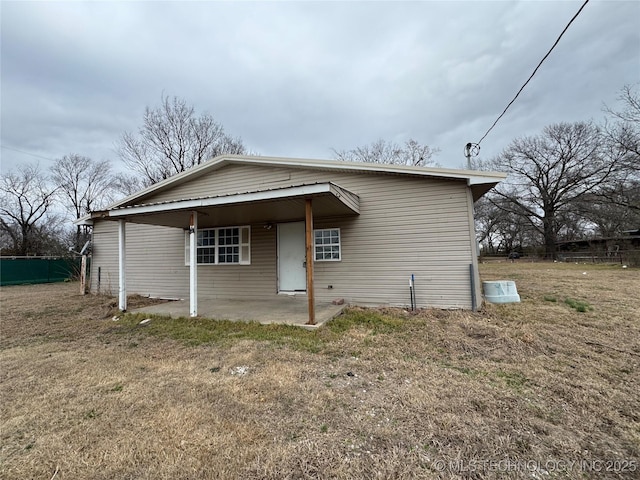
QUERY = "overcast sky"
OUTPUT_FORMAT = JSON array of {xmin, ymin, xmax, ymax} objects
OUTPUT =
[{"xmin": 1, "ymin": 0, "xmax": 639, "ymax": 175}]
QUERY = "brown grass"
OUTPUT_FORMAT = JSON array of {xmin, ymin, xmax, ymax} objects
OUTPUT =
[{"xmin": 1, "ymin": 263, "xmax": 639, "ymax": 479}]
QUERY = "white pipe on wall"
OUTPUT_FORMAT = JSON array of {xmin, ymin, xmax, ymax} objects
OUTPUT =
[{"xmin": 118, "ymin": 219, "xmax": 127, "ymax": 311}]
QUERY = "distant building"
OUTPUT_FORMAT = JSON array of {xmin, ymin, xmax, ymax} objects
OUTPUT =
[{"xmin": 556, "ymin": 228, "xmax": 640, "ymax": 263}]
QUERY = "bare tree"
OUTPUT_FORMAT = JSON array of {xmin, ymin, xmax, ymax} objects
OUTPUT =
[
  {"xmin": 112, "ymin": 172, "xmax": 146, "ymax": 198},
  {"xmin": 475, "ymin": 196, "xmax": 540, "ymax": 255},
  {"xmin": 118, "ymin": 95, "xmax": 247, "ymax": 185},
  {"xmin": 604, "ymin": 83, "xmax": 640, "ymax": 161},
  {"xmin": 474, "ymin": 196, "xmax": 513, "ymax": 254},
  {"xmin": 333, "ymin": 138, "xmax": 439, "ymax": 167},
  {"xmin": 576, "ymin": 186, "xmax": 640, "ymax": 237},
  {"xmin": 51, "ymin": 154, "xmax": 115, "ymax": 249},
  {"xmin": 489, "ymin": 122, "xmax": 623, "ymax": 259},
  {"xmin": 0, "ymin": 164, "xmax": 60, "ymax": 255},
  {"xmin": 595, "ymin": 84, "xmax": 640, "ymax": 217}
]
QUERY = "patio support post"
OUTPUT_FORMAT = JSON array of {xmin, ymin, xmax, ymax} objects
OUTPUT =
[
  {"xmin": 305, "ymin": 199, "xmax": 315, "ymax": 325},
  {"xmin": 189, "ymin": 211, "xmax": 198, "ymax": 317},
  {"xmin": 118, "ymin": 219, "xmax": 127, "ymax": 311}
]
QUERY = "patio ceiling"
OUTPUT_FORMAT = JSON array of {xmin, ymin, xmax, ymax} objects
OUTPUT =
[{"xmin": 91, "ymin": 182, "xmax": 360, "ymax": 228}]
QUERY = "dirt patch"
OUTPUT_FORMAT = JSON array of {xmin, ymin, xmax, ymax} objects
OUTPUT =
[
  {"xmin": 0, "ymin": 282, "xmax": 166, "ymax": 349},
  {"xmin": 1, "ymin": 264, "xmax": 639, "ymax": 479}
]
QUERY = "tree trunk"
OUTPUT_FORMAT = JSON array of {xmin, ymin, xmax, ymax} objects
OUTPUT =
[
  {"xmin": 19, "ymin": 228, "xmax": 29, "ymax": 256},
  {"xmin": 543, "ymin": 214, "xmax": 557, "ymax": 260},
  {"xmin": 76, "ymin": 225, "xmax": 82, "ymax": 251}
]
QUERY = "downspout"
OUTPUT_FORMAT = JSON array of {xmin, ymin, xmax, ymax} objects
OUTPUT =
[
  {"xmin": 465, "ymin": 186, "xmax": 482, "ymax": 311},
  {"xmin": 118, "ymin": 219, "xmax": 127, "ymax": 311}
]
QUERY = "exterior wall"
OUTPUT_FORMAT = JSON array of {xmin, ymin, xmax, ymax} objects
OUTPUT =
[
  {"xmin": 465, "ymin": 187, "xmax": 483, "ymax": 307},
  {"xmin": 90, "ymin": 220, "xmax": 119, "ymax": 295},
  {"xmin": 92, "ymin": 163, "xmax": 478, "ymax": 309},
  {"xmin": 90, "ymin": 221, "xmax": 277, "ymax": 300},
  {"xmin": 91, "ymin": 222, "xmax": 188, "ymax": 297}
]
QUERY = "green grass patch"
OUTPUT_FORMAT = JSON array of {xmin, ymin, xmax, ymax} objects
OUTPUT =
[
  {"xmin": 564, "ymin": 297, "xmax": 593, "ymax": 313},
  {"xmin": 327, "ymin": 309, "xmax": 404, "ymax": 334},
  {"xmin": 439, "ymin": 361, "xmax": 484, "ymax": 377},
  {"xmin": 449, "ymin": 365, "xmax": 477, "ymax": 376},
  {"xmin": 84, "ymin": 409, "xmax": 100, "ymax": 419},
  {"xmin": 495, "ymin": 370, "xmax": 529, "ymax": 390},
  {"xmin": 118, "ymin": 313, "xmax": 326, "ymax": 352},
  {"xmin": 116, "ymin": 307, "xmax": 405, "ymax": 352},
  {"xmin": 543, "ymin": 295, "xmax": 557, "ymax": 302}
]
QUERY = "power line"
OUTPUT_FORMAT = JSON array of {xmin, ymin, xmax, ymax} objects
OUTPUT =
[
  {"xmin": 476, "ymin": 0, "xmax": 590, "ymax": 146},
  {"xmin": 1, "ymin": 145, "xmax": 57, "ymax": 162}
]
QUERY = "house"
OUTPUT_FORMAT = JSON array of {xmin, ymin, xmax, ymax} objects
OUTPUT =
[
  {"xmin": 556, "ymin": 228, "xmax": 640, "ymax": 263},
  {"xmin": 79, "ymin": 155, "xmax": 506, "ymax": 323}
]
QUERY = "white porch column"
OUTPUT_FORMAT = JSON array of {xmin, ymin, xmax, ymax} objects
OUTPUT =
[
  {"xmin": 118, "ymin": 219, "xmax": 127, "ymax": 311},
  {"xmin": 189, "ymin": 211, "xmax": 198, "ymax": 317}
]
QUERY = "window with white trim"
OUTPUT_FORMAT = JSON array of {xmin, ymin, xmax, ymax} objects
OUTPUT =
[
  {"xmin": 185, "ymin": 226, "xmax": 250, "ymax": 265},
  {"xmin": 314, "ymin": 228, "xmax": 341, "ymax": 261}
]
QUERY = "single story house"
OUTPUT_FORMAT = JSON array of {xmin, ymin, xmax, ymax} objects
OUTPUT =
[
  {"xmin": 556, "ymin": 228, "xmax": 640, "ymax": 263},
  {"xmin": 78, "ymin": 155, "xmax": 506, "ymax": 323}
]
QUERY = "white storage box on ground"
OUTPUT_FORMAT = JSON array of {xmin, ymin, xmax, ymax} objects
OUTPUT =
[{"xmin": 483, "ymin": 280, "xmax": 521, "ymax": 304}]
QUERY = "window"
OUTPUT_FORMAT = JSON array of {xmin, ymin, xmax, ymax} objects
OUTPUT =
[
  {"xmin": 185, "ymin": 226, "xmax": 250, "ymax": 265},
  {"xmin": 314, "ymin": 228, "xmax": 341, "ymax": 261}
]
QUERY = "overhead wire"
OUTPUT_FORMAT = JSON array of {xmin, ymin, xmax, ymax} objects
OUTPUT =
[
  {"xmin": 1, "ymin": 145, "xmax": 57, "ymax": 162},
  {"xmin": 476, "ymin": 0, "xmax": 590, "ymax": 146}
]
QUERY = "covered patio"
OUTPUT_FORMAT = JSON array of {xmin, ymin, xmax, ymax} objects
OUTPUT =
[
  {"xmin": 130, "ymin": 295, "xmax": 347, "ymax": 329},
  {"xmin": 90, "ymin": 181, "xmax": 360, "ymax": 325}
]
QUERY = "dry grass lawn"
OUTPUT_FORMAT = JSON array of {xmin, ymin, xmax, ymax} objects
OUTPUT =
[{"xmin": 1, "ymin": 262, "xmax": 639, "ymax": 479}]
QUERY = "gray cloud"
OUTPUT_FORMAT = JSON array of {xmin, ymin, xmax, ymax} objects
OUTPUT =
[{"xmin": 1, "ymin": 1, "xmax": 638, "ymax": 173}]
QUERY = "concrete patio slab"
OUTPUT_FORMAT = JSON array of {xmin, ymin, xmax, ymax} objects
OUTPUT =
[{"xmin": 129, "ymin": 295, "xmax": 346, "ymax": 328}]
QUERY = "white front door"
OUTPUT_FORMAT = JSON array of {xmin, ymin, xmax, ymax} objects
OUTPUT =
[{"xmin": 278, "ymin": 221, "xmax": 307, "ymax": 292}]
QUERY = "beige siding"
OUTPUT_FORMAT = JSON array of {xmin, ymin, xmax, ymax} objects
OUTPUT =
[
  {"xmin": 144, "ymin": 165, "xmax": 300, "ymax": 203},
  {"xmin": 91, "ymin": 222, "xmax": 278, "ymax": 300},
  {"xmin": 197, "ymin": 226, "xmax": 277, "ymax": 300},
  {"xmin": 94, "ymin": 163, "xmax": 478, "ymax": 309},
  {"xmin": 91, "ymin": 222, "xmax": 189, "ymax": 298},
  {"xmin": 126, "ymin": 224, "xmax": 188, "ymax": 298},
  {"xmin": 90, "ymin": 220, "xmax": 119, "ymax": 295}
]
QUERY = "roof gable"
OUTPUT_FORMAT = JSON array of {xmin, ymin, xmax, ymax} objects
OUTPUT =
[
  {"xmin": 75, "ymin": 155, "xmax": 506, "ymax": 225},
  {"xmin": 110, "ymin": 155, "xmax": 506, "ymax": 209}
]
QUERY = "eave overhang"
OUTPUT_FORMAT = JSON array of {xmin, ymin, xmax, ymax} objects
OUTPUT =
[
  {"xmin": 75, "ymin": 155, "xmax": 506, "ymax": 226},
  {"xmin": 87, "ymin": 182, "xmax": 359, "ymax": 228}
]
